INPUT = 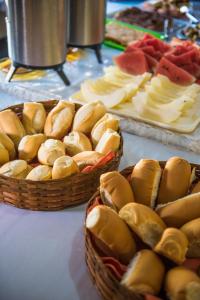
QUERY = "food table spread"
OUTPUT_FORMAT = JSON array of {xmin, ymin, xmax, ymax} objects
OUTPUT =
[{"xmin": 0, "ymin": 1, "xmax": 200, "ymax": 300}]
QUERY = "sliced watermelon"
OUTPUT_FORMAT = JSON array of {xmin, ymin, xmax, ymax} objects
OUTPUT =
[
  {"xmin": 145, "ymin": 53, "xmax": 158, "ymax": 72},
  {"xmin": 196, "ymin": 79, "xmax": 200, "ymax": 85},
  {"xmin": 156, "ymin": 57, "xmax": 195, "ymax": 86},
  {"xmin": 114, "ymin": 50, "xmax": 149, "ymax": 75},
  {"xmin": 165, "ymin": 48, "xmax": 200, "ymax": 66},
  {"xmin": 181, "ymin": 63, "xmax": 200, "ymax": 78}
]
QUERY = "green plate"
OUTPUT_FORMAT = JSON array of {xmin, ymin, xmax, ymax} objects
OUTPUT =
[{"xmin": 104, "ymin": 18, "xmax": 165, "ymax": 51}]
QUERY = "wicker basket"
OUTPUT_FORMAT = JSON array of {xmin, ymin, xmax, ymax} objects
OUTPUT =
[
  {"xmin": 85, "ymin": 162, "xmax": 200, "ymax": 300},
  {"xmin": 0, "ymin": 100, "xmax": 123, "ymax": 211}
]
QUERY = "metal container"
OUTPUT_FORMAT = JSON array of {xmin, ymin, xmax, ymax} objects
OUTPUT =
[
  {"xmin": 5, "ymin": 0, "xmax": 67, "ymax": 68},
  {"xmin": 68, "ymin": 0, "xmax": 106, "ymax": 47}
]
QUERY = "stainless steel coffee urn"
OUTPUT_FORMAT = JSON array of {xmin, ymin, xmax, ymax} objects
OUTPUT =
[
  {"xmin": 68, "ymin": 0, "xmax": 106, "ymax": 63},
  {"xmin": 5, "ymin": 0, "xmax": 70, "ymax": 84}
]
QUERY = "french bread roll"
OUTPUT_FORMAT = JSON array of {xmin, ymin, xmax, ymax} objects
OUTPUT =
[
  {"xmin": 100, "ymin": 171, "xmax": 134, "ymax": 212},
  {"xmin": 44, "ymin": 101, "xmax": 75, "ymax": 139},
  {"xmin": 181, "ymin": 218, "xmax": 200, "ymax": 258},
  {"xmin": 0, "ymin": 132, "xmax": 16, "ymax": 160},
  {"xmin": 121, "ymin": 249, "xmax": 165, "ymax": 295},
  {"xmin": 0, "ymin": 143, "xmax": 9, "ymax": 165},
  {"xmin": 0, "ymin": 160, "xmax": 32, "ymax": 179},
  {"xmin": 157, "ymin": 157, "xmax": 191, "ymax": 205},
  {"xmin": 72, "ymin": 101, "xmax": 106, "ymax": 134},
  {"xmin": 95, "ymin": 128, "xmax": 120, "ymax": 155},
  {"xmin": 191, "ymin": 181, "xmax": 200, "ymax": 194},
  {"xmin": 156, "ymin": 193, "xmax": 200, "ymax": 228},
  {"xmin": 0, "ymin": 109, "xmax": 25, "ymax": 147},
  {"xmin": 73, "ymin": 151, "xmax": 103, "ymax": 170},
  {"xmin": 165, "ymin": 267, "xmax": 200, "ymax": 300},
  {"xmin": 86, "ymin": 205, "xmax": 136, "ymax": 264},
  {"xmin": 18, "ymin": 134, "xmax": 46, "ymax": 161},
  {"xmin": 22, "ymin": 102, "xmax": 46, "ymax": 134},
  {"xmin": 154, "ymin": 228, "xmax": 188, "ymax": 264},
  {"xmin": 63, "ymin": 131, "xmax": 92, "ymax": 156},
  {"xmin": 38, "ymin": 139, "xmax": 65, "ymax": 166},
  {"xmin": 119, "ymin": 203, "xmax": 166, "ymax": 248},
  {"xmin": 26, "ymin": 165, "xmax": 52, "ymax": 181},
  {"xmin": 52, "ymin": 156, "xmax": 79, "ymax": 179},
  {"xmin": 131, "ymin": 159, "xmax": 162, "ymax": 208},
  {"xmin": 91, "ymin": 113, "xmax": 119, "ymax": 146}
]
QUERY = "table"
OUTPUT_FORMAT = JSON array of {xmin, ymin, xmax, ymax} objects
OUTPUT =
[{"xmin": 0, "ymin": 2, "xmax": 200, "ymax": 300}]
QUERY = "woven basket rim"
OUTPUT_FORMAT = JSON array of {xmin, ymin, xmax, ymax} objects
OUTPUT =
[{"xmin": 85, "ymin": 160, "xmax": 200, "ymax": 300}]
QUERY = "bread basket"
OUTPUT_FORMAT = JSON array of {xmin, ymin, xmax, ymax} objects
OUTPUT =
[
  {"xmin": 0, "ymin": 100, "xmax": 123, "ymax": 211},
  {"xmin": 85, "ymin": 162, "xmax": 200, "ymax": 300}
]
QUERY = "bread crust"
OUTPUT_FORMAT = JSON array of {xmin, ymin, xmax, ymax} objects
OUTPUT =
[
  {"xmin": 121, "ymin": 249, "xmax": 165, "ymax": 295},
  {"xmin": 119, "ymin": 203, "xmax": 166, "ymax": 248},
  {"xmin": 181, "ymin": 218, "xmax": 200, "ymax": 258},
  {"xmin": 86, "ymin": 205, "xmax": 136, "ymax": 264},
  {"xmin": 156, "ymin": 192, "xmax": 200, "ymax": 228},
  {"xmin": 100, "ymin": 171, "xmax": 134, "ymax": 211},
  {"xmin": 131, "ymin": 159, "xmax": 162, "ymax": 207},
  {"xmin": 158, "ymin": 157, "xmax": 191, "ymax": 205},
  {"xmin": 154, "ymin": 228, "xmax": 188, "ymax": 264}
]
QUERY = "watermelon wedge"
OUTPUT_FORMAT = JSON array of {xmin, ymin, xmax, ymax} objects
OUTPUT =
[
  {"xmin": 114, "ymin": 50, "xmax": 149, "ymax": 75},
  {"xmin": 156, "ymin": 57, "xmax": 195, "ymax": 86},
  {"xmin": 145, "ymin": 54, "xmax": 158, "ymax": 72},
  {"xmin": 181, "ymin": 63, "xmax": 200, "ymax": 78}
]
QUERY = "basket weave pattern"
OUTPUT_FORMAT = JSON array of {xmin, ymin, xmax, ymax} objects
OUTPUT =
[
  {"xmin": 85, "ymin": 162, "xmax": 200, "ymax": 300},
  {"xmin": 0, "ymin": 100, "xmax": 123, "ymax": 211}
]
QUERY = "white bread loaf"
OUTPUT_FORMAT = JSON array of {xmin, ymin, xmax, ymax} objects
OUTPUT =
[
  {"xmin": 91, "ymin": 113, "xmax": 119, "ymax": 146},
  {"xmin": 63, "ymin": 131, "xmax": 92, "ymax": 156},
  {"xmin": 22, "ymin": 102, "xmax": 46, "ymax": 134},
  {"xmin": 38, "ymin": 139, "xmax": 65, "ymax": 166},
  {"xmin": 95, "ymin": 128, "xmax": 120, "ymax": 155},
  {"xmin": 72, "ymin": 101, "xmax": 106, "ymax": 134},
  {"xmin": 44, "ymin": 101, "xmax": 75, "ymax": 139},
  {"xmin": 18, "ymin": 134, "xmax": 46, "ymax": 161},
  {"xmin": 0, "ymin": 109, "xmax": 25, "ymax": 147}
]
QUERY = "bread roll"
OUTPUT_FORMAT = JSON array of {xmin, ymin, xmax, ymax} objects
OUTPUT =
[
  {"xmin": 86, "ymin": 205, "xmax": 136, "ymax": 264},
  {"xmin": 0, "ymin": 143, "xmax": 9, "ymax": 165},
  {"xmin": 156, "ymin": 193, "xmax": 200, "ymax": 228},
  {"xmin": 165, "ymin": 267, "xmax": 200, "ymax": 300},
  {"xmin": 91, "ymin": 113, "xmax": 119, "ymax": 146},
  {"xmin": 95, "ymin": 129, "xmax": 120, "ymax": 155},
  {"xmin": 191, "ymin": 181, "xmax": 200, "ymax": 194},
  {"xmin": 22, "ymin": 102, "xmax": 46, "ymax": 134},
  {"xmin": 18, "ymin": 134, "xmax": 46, "ymax": 161},
  {"xmin": 121, "ymin": 249, "xmax": 165, "ymax": 295},
  {"xmin": 157, "ymin": 157, "xmax": 191, "ymax": 205},
  {"xmin": 0, "ymin": 132, "xmax": 16, "ymax": 160},
  {"xmin": 26, "ymin": 165, "xmax": 52, "ymax": 181},
  {"xmin": 44, "ymin": 101, "xmax": 75, "ymax": 139},
  {"xmin": 0, "ymin": 160, "xmax": 32, "ymax": 179},
  {"xmin": 100, "ymin": 171, "xmax": 134, "ymax": 212},
  {"xmin": 52, "ymin": 156, "xmax": 79, "ymax": 179},
  {"xmin": 119, "ymin": 203, "xmax": 166, "ymax": 248},
  {"xmin": 154, "ymin": 228, "xmax": 188, "ymax": 264},
  {"xmin": 131, "ymin": 159, "xmax": 162, "ymax": 208},
  {"xmin": 63, "ymin": 131, "xmax": 92, "ymax": 156},
  {"xmin": 0, "ymin": 109, "xmax": 25, "ymax": 147},
  {"xmin": 38, "ymin": 139, "xmax": 65, "ymax": 166},
  {"xmin": 73, "ymin": 151, "xmax": 103, "ymax": 170},
  {"xmin": 72, "ymin": 101, "xmax": 106, "ymax": 134},
  {"xmin": 181, "ymin": 218, "xmax": 200, "ymax": 258}
]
